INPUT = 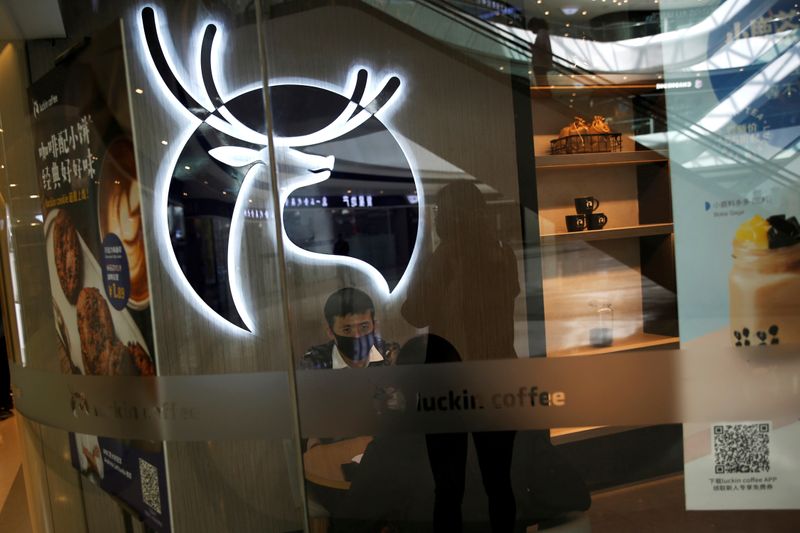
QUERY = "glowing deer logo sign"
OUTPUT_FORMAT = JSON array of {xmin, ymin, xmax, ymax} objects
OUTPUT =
[{"xmin": 140, "ymin": 8, "xmax": 419, "ymax": 332}]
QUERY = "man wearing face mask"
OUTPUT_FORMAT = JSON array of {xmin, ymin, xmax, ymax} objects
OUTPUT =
[
  {"xmin": 299, "ymin": 288, "xmax": 400, "ymax": 532},
  {"xmin": 300, "ymin": 287, "xmax": 398, "ymax": 370}
]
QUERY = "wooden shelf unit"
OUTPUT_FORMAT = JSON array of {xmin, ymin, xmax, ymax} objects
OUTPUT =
[
  {"xmin": 548, "ymin": 332, "xmax": 679, "ymax": 358},
  {"xmin": 535, "ymin": 149, "xmax": 669, "ymax": 169},
  {"xmin": 533, "ymin": 84, "xmax": 677, "ymax": 331},
  {"xmin": 540, "ymin": 223, "xmax": 673, "ymax": 245},
  {"xmin": 530, "ymin": 76, "xmax": 679, "ymax": 441}
]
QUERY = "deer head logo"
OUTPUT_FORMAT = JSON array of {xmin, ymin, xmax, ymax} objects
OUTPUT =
[{"xmin": 140, "ymin": 7, "xmax": 419, "ymax": 331}]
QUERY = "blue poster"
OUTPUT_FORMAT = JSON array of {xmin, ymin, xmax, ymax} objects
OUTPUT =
[{"xmin": 660, "ymin": 0, "xmax": 800, "ymax": 510}]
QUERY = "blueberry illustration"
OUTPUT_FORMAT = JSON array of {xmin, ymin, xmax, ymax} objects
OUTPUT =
[
  {"xmin": 734, "ymin": 331, "xmax": 742, "ymax": 340},
  {"xmin": 744, "ymin": 340, "xmax": 750, "ymax": 346},
  {"xmin": 756, "ymin": 331, "xmax": 767, "ymax": 341},
  {"xmin": 769, "ymin": 325, "xmax": 779, "ymax": 336},
  {"xmin": 771, "ymin": 338, "xmax": 779, "ymax": 345},
  {"xmin": 743, "ymin": 328, "xmax": 750, "ymax": 337}
]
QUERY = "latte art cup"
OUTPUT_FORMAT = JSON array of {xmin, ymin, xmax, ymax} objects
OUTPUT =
[
  {"xmin": 729, "ymin": 241, "xmax": 800, "ymax": 347},
  {"xmin": 98, "ymin": 139, "xmax": 149, "ymax": 310}
]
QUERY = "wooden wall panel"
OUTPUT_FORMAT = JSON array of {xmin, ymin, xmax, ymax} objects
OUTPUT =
[{"xmin": 264, "ymin": 4, "xmax": 530, "ymax": 361}]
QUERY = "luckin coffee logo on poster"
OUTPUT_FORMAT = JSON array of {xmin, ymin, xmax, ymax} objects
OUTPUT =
[
  {"xmin": 140, "ymin": 8, "xmax": 419, "ymax": 331},
  {"xmin": 32, "ymin": 94, "xmax": 59, "ymax": 118}
]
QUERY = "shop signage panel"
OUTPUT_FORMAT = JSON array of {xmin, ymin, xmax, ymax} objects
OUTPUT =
[{"xmin": 138, "ymin": 6, "xmax": 421, "ymax": 333}]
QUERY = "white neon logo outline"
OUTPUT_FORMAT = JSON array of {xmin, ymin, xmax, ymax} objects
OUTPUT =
[
  {"xmin": 271, "ymin": 66, "xmax": 423, "ymax": 298},
  {"xmin": 227, "ymin": 163, "xmax": 261, "ymax": 332},
  {"xmin": 137, "ymin": 8, "xmax": 422, "ymax": 332},
  {"xmin": 137, "ymin": 5, "xmax": 251, "ymax": 337}
]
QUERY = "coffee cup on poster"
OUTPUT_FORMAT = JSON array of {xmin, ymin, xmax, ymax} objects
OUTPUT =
[
  {"xmin": 574, "ymin": 196, "xmax": 600, "ymax": 214},
  {"xmin": 587, "ymin": 213, "xmax": 608, "ymax": 230},
  {"xmin": 565, "ymin": 214, "xmax": 587, "ymax": 232}
]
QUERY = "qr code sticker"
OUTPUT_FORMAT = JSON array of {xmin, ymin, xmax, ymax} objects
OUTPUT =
[
  {"xmin": 713, "ymin": 423, "xmax": 770, "ymax": 474},
  {"xmin": 139, "ymin": 458, "xmax": 162, "ymax": 514}
]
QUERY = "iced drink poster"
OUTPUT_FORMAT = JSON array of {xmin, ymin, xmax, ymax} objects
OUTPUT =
[
  {"xmin": 28, "ymin": 22, "xmax": 171, "ymax": 531},
  {"xmin": 660, "ymin": 0, "xmax": 800, "ymax": 510}
]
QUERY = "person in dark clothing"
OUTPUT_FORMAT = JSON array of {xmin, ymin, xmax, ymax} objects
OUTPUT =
[
  {"xmin": 333, "ymin": 233, "xmax": 351, "ymax": 256},
  {"xmin": 528, "ymin": 18, "xmax": 553, "ymax": 97},
  {"xmin": 0, "ymin": 308, "xmax": 13, "ymax": 420},
  {"xmin": 402, "ymin": 182, "xmax": 519, "ymax": 533},
  {"xmin": 299, "ymin": 287, "xmax": 399, "ymax": 532}
]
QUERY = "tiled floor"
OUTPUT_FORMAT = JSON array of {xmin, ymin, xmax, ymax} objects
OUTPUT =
[{"xmin": 0, "ymin": 413, "xmax": 32, "ymax": 533}]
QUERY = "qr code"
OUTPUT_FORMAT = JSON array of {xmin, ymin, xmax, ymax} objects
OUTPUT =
[
  {"xmin": 713, "ymin": 423, "xmax": 770, "ymax": 474},
  {"xmin": 139, "ymin": 459, "xmax": 162, "ymax": 514}
]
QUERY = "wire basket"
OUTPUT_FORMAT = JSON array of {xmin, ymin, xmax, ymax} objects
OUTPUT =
[{"xmin": 550, "ymin": 133, "xmax": 622, "ymax": 154}]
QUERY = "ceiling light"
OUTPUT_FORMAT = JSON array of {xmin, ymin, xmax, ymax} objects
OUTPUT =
[
  {"xmin": 135, "ymin": 88, "xmax": 144, "ymax": 94},
  {"xmin": 561, "ymin": 6, "xmax": 580, "ymax": 15},
  {"xmin": 161, "ymin": 140, "xmax": 168, "ymax": 145}
]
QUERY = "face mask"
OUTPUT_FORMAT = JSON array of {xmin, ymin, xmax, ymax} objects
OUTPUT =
[{"xmin": 334, "ymin": 333, "xmax": 376, "ymax": 362}]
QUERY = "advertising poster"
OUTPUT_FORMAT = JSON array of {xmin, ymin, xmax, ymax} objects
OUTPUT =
[
  {"xmin": 28, "ymin": 22, "xmax": 171, "ymax": 531},
  {"xmin": 662, "ymin": 1, "xmax": 800, "ymax": 510}
]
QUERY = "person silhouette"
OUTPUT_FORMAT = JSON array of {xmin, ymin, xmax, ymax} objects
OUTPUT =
[
  {"xmin": 528, "ymin": 17, "xmax": 553, "ymax": 96},
  {"xmin": 333, "ymin": 233, "xmax": 351, "ymax": 256},
  {"xmin": 402, "ymin": 181, "xmax": 519, "ymax": 532}
]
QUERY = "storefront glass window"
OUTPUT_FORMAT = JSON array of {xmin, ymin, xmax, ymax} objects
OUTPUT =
[{"xmin": 0, "ymin": 0, "xmax": 797, "ymax": 531}]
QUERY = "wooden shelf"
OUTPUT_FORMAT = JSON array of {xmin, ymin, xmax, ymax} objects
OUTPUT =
[
  {"xmin": 540, "ymin": 223, "xmax": 673, "ymax": 245},
  {"xmin": 530, "ymin": 79, "xmax": 663, "ymax": 97},
  {"xmin": 547, "ymin": 332, "xmax": 679, "ymax": 358},
  {"xmin": 535, "ymin": 150, "xmax": 668, "ymax": 169}
]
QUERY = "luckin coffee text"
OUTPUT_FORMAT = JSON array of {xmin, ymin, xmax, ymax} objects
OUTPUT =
[{"xmin": 416, "ymin": 386, "xmax": 566, "ymax": 412}]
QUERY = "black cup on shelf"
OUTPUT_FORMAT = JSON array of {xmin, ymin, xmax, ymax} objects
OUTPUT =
[
  {"xmin": 587, "ymin": 213, "xmax": 608, "ymax": 230},
  {"xmin": 574, "ymin": 196, "xmax": 600, "ymax": 214},
  {"xmin": 565, "ymin": 214, "xmax": 586, "ymax": 232}
]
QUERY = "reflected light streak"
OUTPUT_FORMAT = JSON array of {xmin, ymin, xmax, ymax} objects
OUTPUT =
[
  {"xmin": 694, "ymin": 41, "xmax": 800, "ymax": 134},
  {"xmin": 503, "ymin": 0, "xmax": 772, "ymax": 73},
  {"xmin": 689, "ymin": 31, "xmax": 796, "ymax": 71}
]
